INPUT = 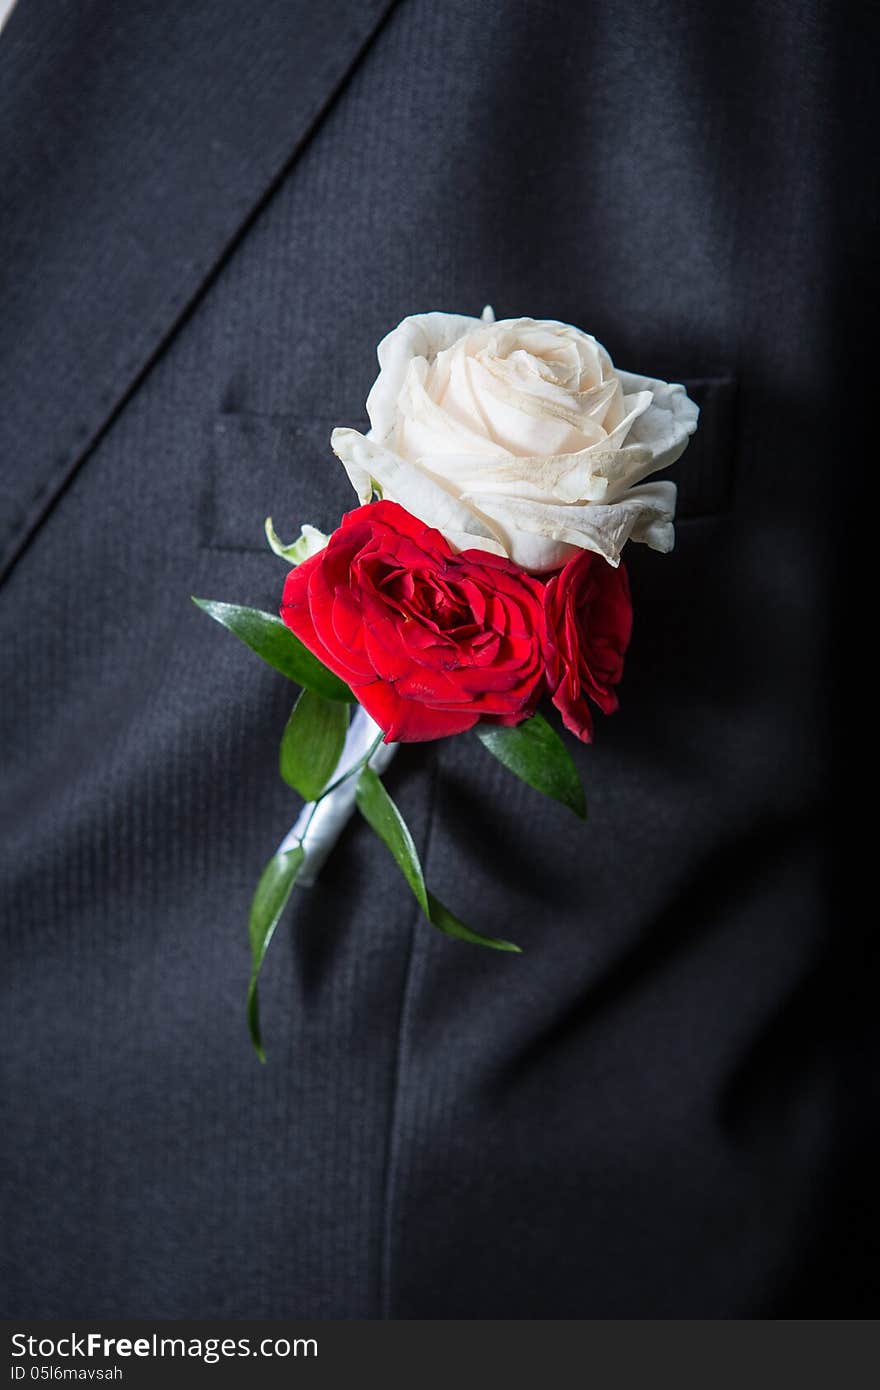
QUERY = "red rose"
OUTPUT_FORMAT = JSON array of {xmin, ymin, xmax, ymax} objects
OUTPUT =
[
  {"xmin": 544, "ymin": 550, "xmax": 633, "ymax": 742},
  {"xmin": 281, "ymin": 501, "xmax": 549, "ymax": 742}
]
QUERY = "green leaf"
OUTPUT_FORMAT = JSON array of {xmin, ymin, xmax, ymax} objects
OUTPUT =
[
  {"xmin": 427, "ymin": 892, "xmax": 521, "ymax": 953},
  {"xmin": 475, "ymin": 713, "xmax": 587, "ymax": 819},
  {"xmin": 280, "ymin": 689, "xmax": 349, "ymax": 801},
  {"xmin": 355, "ymin": 767, "xmax": 429, "ymax": 916},
  {"xmin": 247, "ymin": 845, "xmax": 305, "ymax": 1062},
  {"xmin": 192, "ymin": 598, "xmax": 354, "ymax": 702},
  {"xmin": 356, "ymin": 769, "xmax": 521, "ymax": 954},
  {"xmin": 264, "ymin": 517, "xmax": 328, "ymax": 566}
]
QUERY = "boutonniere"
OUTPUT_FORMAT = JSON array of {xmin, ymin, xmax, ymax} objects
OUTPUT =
[{"xmin": 195, "ymin": 307, "xmax": 698, "ymax": 1058}]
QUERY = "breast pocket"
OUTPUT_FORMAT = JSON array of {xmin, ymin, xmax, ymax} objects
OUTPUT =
[
  {"xmin": 666, "ymin": 375, "xmax": 738, "ymax": 520},
  {"xmin": 202, "ymin": 378, "xmax": 736, "ymax": 552},
  {"xmin": 201, "ymin": 411, "xmax": 368, "ymax": 552}
]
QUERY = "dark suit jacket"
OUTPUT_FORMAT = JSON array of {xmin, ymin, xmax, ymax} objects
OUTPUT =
[{"xmin": 0, "ymin": 0, "xmax": 871, "ymax": 1317}]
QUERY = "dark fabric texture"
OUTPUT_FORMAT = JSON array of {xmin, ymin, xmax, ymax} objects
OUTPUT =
[{"xmin": 0, "ymin": 0, "xmax": 870, "ymax": 1317}]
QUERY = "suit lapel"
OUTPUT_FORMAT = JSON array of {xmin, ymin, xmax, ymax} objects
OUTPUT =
[{"xmin": 0, "ymin": 0, "xmax": 397, "ymax": 583}]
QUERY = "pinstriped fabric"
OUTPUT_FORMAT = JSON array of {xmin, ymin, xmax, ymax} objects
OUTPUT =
[
  {"xmin": 0, "ymin": 321, "xmax": 435, "ymax": 1318},
  {"xmin": 1, "ymin": 0, "xmax": 861, "ymax": 1319}
]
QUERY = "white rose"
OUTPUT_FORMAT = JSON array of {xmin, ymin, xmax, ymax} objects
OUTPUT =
[{"xmin": 331, "ymin": 307, "xmax": 699, "ymax": 573}]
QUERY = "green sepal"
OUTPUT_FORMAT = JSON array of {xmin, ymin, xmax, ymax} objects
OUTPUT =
[
  {"xmin": 475, "ymin": 713, "xmax": 586, "ymax": 819},
  {"xmin": 192, "ymin": 598, "xmax": 355, "ymax": 703},
  {"xmin": 247, "ymin": 845, "xmax": 305, "ymax": 1062},
  {"xmin": 280, "ymin": 689, "xmax": 349, "ymax": 801},
  {"xmin": 264, "ymin": 517, "xmax": 328, "ymax": 566}
]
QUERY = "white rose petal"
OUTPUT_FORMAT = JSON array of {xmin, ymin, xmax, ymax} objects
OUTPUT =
[
  {"xmin": 612, "ymin": 371, "xmax": 700, "ymax": 495},
  {"xmin": 338, "ymin": 310, "xmax": 698, "ymax": 573},
  {"xmin": 468, "ymin": 480, "xmax": 678, "ymax": 569},
  {"xmin": 330, "ymin": 426, "xmax": 507, "ymax": 556},
  {"xmin": 366, "ymin": 312, "xmax": 484, "ymax": 443}
]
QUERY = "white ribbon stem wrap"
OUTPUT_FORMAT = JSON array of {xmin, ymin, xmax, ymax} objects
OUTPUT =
[{"xmin": 278, "ymin": 704, "xmax": 397, "ymax": 886}]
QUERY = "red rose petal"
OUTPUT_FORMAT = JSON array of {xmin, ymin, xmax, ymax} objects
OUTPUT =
[
  {"xmin": 279, "ymin": 500, "xmax": 549, "ymax": 743},
  {"xmin": 543, "ymin": 550, "xmax": 632, "ymax": 743}
]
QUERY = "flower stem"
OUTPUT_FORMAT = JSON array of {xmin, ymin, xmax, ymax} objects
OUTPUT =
[{"xmin": 295, "ymin": 729, "xmax": 385, "ymax": 846}]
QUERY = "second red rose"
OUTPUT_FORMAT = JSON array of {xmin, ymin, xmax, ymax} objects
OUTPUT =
[{"xmin": 544, "ymin": 549, "xmax": 633, "ymax": 742}]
